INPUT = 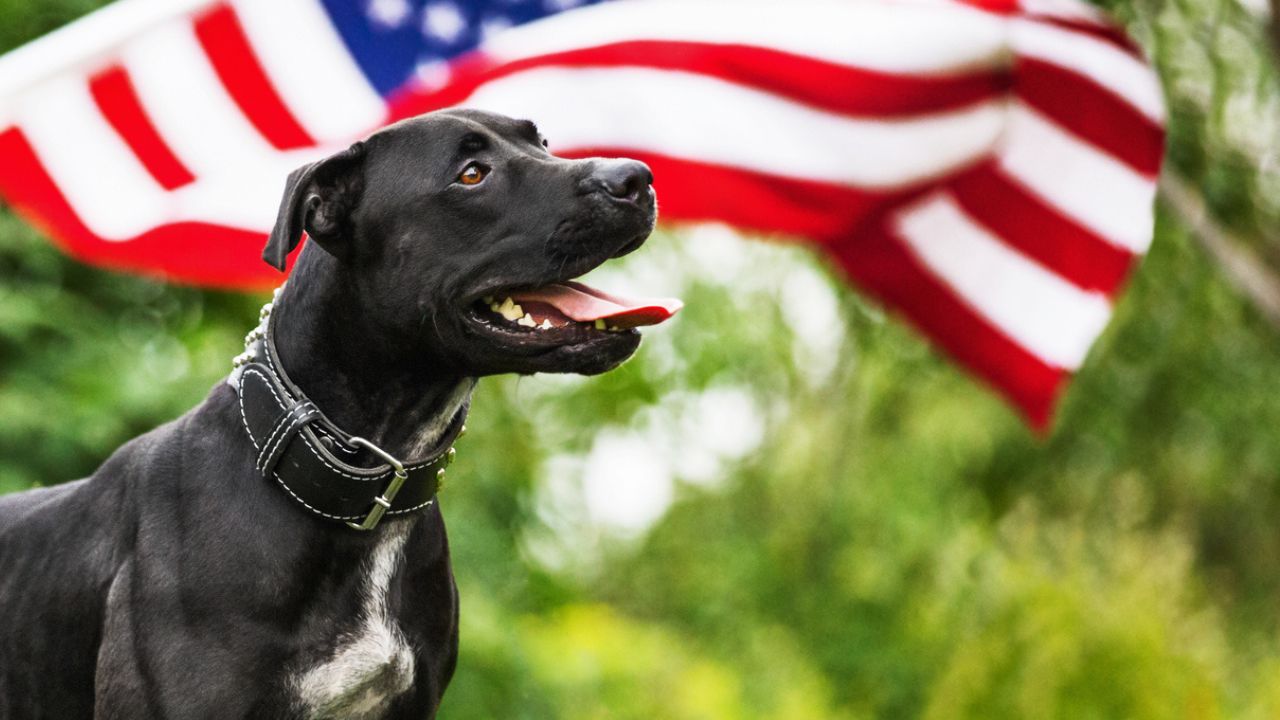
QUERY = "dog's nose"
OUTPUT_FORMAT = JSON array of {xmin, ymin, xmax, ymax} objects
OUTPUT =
[{"xmin": 592, "ymin": 160, "xmax": 653, "ymax": 204}]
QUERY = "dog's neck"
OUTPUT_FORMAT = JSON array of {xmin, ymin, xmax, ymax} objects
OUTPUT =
[{"xmin": 270, "ymin": 250, "xmax": 475, "ymax": 460}]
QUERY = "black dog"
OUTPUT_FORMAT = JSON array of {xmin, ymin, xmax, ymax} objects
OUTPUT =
[{"xmin": 0, "ymin": 109, "xmax": 678, "ymax": 719}]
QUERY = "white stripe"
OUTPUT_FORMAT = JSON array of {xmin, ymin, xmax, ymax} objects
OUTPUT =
[
  {"xmin": 0, "ymin": 0, "xmax": 215, "ymax": 101},
  {"xmin": 462, "ymin": 66, "xmax": 1004, "ymax": 189},
  {"xmin": 119, "ymin": 21, "xmax": 280, "ymax": 181},
  {"xmin": 229, "ymin": 0, "xmax": 385, "ymax": 143},
  {"xmin": 1011, "ymin": 18, "xmax": 1164, "ymax": 123},
  {"xmin": 893, "ymin": 192, "xmax": 1112, "ymax": 370},
  {"xmin": 15, "ymin": 76, "xmax": 170, "ymax": 240},
  {"xmin": 998, "ymin": 103, "xmax": 1157, "ymax": 252},
  {"xmin": 482, "ymin": 0, "xmax": 1008, "ymax": 75},
  {"xmin": 169, "ymin": 148, "xmax": 325, "ymax": 232}
]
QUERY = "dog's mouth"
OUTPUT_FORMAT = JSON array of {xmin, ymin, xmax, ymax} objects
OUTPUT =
[
  {"xmin": 467, "ymin": 280, "xmax": 682, "ymax": 343},
  {"xmin": 457, "ymin": 199, "xmax": 674, "ymax": 373}
]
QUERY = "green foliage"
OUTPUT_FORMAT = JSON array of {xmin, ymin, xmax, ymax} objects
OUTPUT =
[
  {"xmin": 0, "ymin": 211, "xmax": 262, "ymax": 494},
  {"xmin": 3, "ymin": 1, "xmax": 1280, "ymax": 718}
]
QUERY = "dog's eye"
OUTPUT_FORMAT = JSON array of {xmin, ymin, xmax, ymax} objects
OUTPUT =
[{"xmin": 458, "ymin": 163, "xmax": 488, "ymax": 186}]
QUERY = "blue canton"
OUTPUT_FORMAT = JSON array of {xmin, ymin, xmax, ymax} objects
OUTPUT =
[{"xmin": 319, "ymin": 0, "xmax": 607, "ymax": 97}]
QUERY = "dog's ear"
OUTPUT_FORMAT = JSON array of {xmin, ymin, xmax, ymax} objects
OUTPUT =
[{"xmin": 263, "ymin": 142, "xmax": 367, "ymax": 271}]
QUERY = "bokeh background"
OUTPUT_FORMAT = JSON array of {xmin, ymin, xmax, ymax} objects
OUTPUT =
[{"xmin": 4, "ymin": 0, "xmax": 1280, "ymax": 717}]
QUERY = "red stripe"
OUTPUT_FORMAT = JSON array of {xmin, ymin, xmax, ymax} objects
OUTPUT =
[
  {"xmin": 88, "ymin": 65, "xmax": 196, "ymax": 191},
  {"xmin": 0, "ymin": 126, "xmax": 914, "ymax": 290},
  {"xmin": 1016, "ymin": 57, "xmax": 1164, "ymax": 177},
  {"xmin": 557, "ymin": 147, "xmax": 919, "ymax": 244},
  {"xmin": 387, "ymin": 41, "xmax": 1008, "ymax": 122},
  {"xmin": 0, "ymin": 127, "xmax": 279, "ymax": 289},
  {"xmin": 959, "ymin": 0, "xmax": 1021, "ymax": 15},
  {"xmin": 831, "ymin": 218, "xmax": 1066, "ymax": 429},
  {"xmin": 193, "ymin": 4, "xmax": 315, "ymax": 151},
  {"xmin": 949, "ymin": 161, "xmax": 1136, "ymax": 294}
]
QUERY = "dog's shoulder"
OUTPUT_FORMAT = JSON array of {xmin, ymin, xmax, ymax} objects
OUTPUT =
[{"xmin": 102, "ymin": 379, "xmax": 250, "ymax": 485}]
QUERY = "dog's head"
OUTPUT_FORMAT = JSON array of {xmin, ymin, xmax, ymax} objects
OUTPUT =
[{"xmin": 264, "ymin": 108, "xmax": 680, "ymax": 377}]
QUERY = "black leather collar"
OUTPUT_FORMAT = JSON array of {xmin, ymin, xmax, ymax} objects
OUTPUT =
[{"xmin": 232, "ymin": 293, "xmax": 466, "ymax": 531}]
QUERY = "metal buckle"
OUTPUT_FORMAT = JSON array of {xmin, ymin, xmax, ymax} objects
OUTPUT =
[{"xmin": 345, "ymin": 437, "xmax": 409, "ymax": 531}]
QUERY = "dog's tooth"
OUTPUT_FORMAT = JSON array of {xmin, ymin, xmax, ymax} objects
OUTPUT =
[
  {"xmin": 540, "ymin": 319, "xmax": 553, "ymax": 330},
  {"xmin": 517, "ymin": 314, "xmax": 536, "ymax": 327},
  {"xmin": 498, "ymin": 298, "xmax": 524, "ymax": 321},
  {"xmin": 608, "ymin": 325, "xmax": 620, "ymax": 332},
  {"xmin": 594, "ymin": 319, "xmax": 606, "ymax": 330}
]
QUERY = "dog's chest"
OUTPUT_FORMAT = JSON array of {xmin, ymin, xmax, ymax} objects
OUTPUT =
[{"xmin": 292, "ymin": 526, "xmax": 416, "ymax": 719}]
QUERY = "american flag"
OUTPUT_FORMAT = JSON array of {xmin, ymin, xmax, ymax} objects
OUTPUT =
[{"xmin": 0, "ymin": 0, "xmax": 1164, "ymax": 427}]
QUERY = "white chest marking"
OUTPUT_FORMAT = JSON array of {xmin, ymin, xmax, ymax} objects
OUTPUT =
[{"xmin": 293, "ymin": 525, "xmax": 416, "ymax": 719}]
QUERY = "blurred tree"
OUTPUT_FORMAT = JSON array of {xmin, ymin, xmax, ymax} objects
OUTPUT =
[{"xmin": 2, "ymin": 1, "xmax": 1280, "ymax": 718}]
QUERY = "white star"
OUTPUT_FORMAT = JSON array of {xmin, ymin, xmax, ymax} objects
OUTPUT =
[
  {"xmin": 366, "ymin": 0, "xmax": 412, "ymax": 28},
  {"xmin": 414, "ymin": 58, "xmax": 453, "ymax": 91},
  {"xmin": 479, "ymin": 16, "xmax": 513, "ymax": 41},
  {"xmin": 422, "ymin": 2, "xmax": 468, "ymax": 43}
]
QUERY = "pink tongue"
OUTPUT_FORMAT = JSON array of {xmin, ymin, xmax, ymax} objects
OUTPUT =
[{"xmin": 512, "ymin": 281, "xmax": 683, "ymax": 328}]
